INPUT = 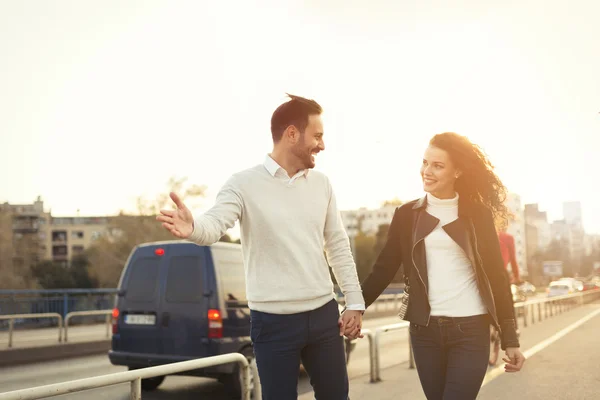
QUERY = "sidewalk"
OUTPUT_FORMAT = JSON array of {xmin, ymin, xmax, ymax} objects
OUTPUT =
[
  {"xmin": 301, "ymin": 363, "xmax": 426, "ymax": 400},
  {"xmin": 299, "ymin": 300, "xmax": 600, "ymax": 400}
]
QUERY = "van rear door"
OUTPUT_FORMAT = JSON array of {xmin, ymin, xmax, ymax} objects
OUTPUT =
[
  {"xmin": 117, "ymin": 245, "xmax": 163, "ymax": 355},
  {"xmin": 158, "ymin": 243, "xmax": 213, "ymax": 357}
]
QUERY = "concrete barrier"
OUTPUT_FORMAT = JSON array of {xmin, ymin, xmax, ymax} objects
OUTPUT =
[{"xmin": 0, "ymin": 340, "xmax": 110, "ymax": 368}]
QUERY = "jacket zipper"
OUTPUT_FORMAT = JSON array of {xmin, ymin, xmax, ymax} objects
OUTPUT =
[{"xmin": 411, "ymin": 238, "xmax": 431, "ymax": 326}]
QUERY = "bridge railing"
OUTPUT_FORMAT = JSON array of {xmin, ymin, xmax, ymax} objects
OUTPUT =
[
  {"xmin": 64, "ymin": 310, "xmax": 113, "ymax": 342},
  {"xmin": 0, "ymin": 289, "xmax": 118, "ymax": 330},
  {"xmin": 0, "ymin": 313, "xmax": 63, "ymax": 348},
  {"xmin": 0, "ymin": 353, "xmax": 260, "ymax": 400}
]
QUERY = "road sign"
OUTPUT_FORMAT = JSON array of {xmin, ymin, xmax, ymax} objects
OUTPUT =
[{"xmin": 543, "ymin": 260, "xmax": 563, "ymax": 277}]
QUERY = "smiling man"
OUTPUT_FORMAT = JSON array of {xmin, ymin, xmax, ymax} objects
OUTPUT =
[{"xmin": 157, "ymin": 93, "xmax": 365, "ymax": 400}]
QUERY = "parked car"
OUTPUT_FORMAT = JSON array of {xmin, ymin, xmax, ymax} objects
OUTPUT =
[
  {"xmin": 518, "ymin": 281, "xmax": 536, "ymax": 296},
  {"xmin": 582, "ymin": 279, "xmax": 600, "ymax": 291},
  {"xmin": 511, "ymin": 284, "xmax": 527, "ymax": 304},
  {"xmin": 557, "ymin": 277, "xmax": 584, "ymax": 292},
  {"xmin": 109, "ymin": 240, "xmax": 355, "ymax": 397},
  {"xmin": 546, "ymin": 280, "xmax": 576, "ymax": 298}
]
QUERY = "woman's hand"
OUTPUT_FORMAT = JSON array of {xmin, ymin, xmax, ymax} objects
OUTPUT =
[{"xmin": 503, "ymin": 347, "xmax": 526, "ymax": 372}]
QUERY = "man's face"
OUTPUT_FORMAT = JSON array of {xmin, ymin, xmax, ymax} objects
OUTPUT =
[{"xmin": 291, "ymin": 114, "xmax": 325, "ymax": 169}]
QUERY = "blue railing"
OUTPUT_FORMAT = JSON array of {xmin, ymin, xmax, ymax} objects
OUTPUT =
[
  {"xmin": 0, "ymin": 289, "xmax": 118, "ymax": 329},
  {"xmin": 1, "ymin": 284, "xmax": 404, "ymax": 330}
]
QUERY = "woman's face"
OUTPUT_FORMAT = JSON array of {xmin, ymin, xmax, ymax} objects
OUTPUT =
[{"xmin": 420, "ymin": 145, "xmax": 461, "ymax": 199}]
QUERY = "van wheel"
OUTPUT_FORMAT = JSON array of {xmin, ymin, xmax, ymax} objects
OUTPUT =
[
  {"xmin": 221, "ymin": 347, "xmax": 257, "ymax": 399},
  {"xmin": 128, "ymin": 367, "xmax": 165, "ymax": 391},
  {"xmin": 141, "ymin": 376, "xmax": 165, "ymax": 391}
]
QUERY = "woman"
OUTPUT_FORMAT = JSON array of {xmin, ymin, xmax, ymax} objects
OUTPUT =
[{"xmin": 360, "ymin": 132, "xmax": 526, "ymax": 400}]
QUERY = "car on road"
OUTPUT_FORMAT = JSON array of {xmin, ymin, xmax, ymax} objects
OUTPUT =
[
  {"xmin": 518, "ymin": 281, "xmax": 536, "ymax": 296},
  {"xmin": 546, "ymin": 280, "xmax": 577, "ymax": 298},
  {"xmin": 109, "ymin": 240, "xmax": 355, "ymax": 398}
]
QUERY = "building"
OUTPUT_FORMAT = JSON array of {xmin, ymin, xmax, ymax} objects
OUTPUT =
[
  {"xmin": 563, "ymin": 201, "xmax": 583, "ymax": 229},
  {"xmin": 524, "ymin": 203, "xmax": 552, "ymax": 251},
  {"xmin": 0, "ymin": 198, "xmax": 110, "ymax": 267},
  {"xmin": 48, "ymin": 216, "xmax": 110, "ymax": 266},
  {"xmin": 505, "ymin": 193, "xmax": 528, "ymax": 277},
  {"xmin": 341, "ymin": 204, "xmax": 397, "ymax": 236},
  {"xmin": 584, "ymin": 234, "xmax": 600, "ymax": 257},
  {"xmin": 0, "ymin": 198, "xmax": 51, "ymax": 269},
  {"xmin": 563, "ymin": 201, "xmax": 585, "ymax": 272}
]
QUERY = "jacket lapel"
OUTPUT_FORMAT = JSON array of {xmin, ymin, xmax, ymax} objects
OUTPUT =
[
  {"xmin": 442, "ymin": 217, "xmax": 478, "ymax": 270},
  {"xmin": 411, "ymin": 197, "xmax": 439, "ymax": 292}
]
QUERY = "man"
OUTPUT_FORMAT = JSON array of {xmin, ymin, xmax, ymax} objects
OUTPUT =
[{"xmin": 157, "ymin": 94, "xmax": 364, "ymax": 399}]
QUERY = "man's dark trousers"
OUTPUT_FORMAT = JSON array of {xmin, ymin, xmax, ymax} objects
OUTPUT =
[{"xmin": 250, "ymin": 299, "xmax": 349, "ymax": 399}]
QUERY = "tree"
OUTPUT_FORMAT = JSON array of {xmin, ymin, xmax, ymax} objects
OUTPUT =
[
  {"xmin": 354, "ymin": 231, "xmax": 377, "ymax": 282},
  {"xmin": 381, "ymin": 198, "xmax": 403, "ymax": 207},
  {"xmin": 581, "ymin": 242, "xmax": 600, "ymax": 278},
  {"xmin": 70, "ymin": 254, "xmax": 98, "ymax": 288},
  {"xmin": 31, "ymin": 260, "xmax": 75, "ymax": 289},
  {"xmin": 86, "ymin": 176, "xmax": 213, "ymax": 287},
  {"xmin": 542, "ymin": 238, "xmax": 573, "ymax": 277},
  {"xmin": 0, "ymin": 207, "xmax": 37, "ymax": 289}
]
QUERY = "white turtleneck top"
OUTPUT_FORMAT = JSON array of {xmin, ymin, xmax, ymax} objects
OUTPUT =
[{"xmin": 424, "ymin": 192, "xmax": 487, "ymax": 317}]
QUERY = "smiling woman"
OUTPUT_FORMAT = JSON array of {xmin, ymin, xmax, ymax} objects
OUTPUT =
[{"xmin": 360, "ymin": 132, "xmax": 525, "ymax": 400}]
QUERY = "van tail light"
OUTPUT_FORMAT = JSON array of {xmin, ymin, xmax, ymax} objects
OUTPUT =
[
  {"xmin": 112, "ymin": 308, "xmax": 120, "ymax": 335},
  {"xmin": 208, "ymin": 309, "xmax": 223, "ymax": 339}
]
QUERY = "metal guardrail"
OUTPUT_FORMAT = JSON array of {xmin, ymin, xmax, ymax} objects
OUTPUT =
[
  {"xmin": 366, "ymin": 288, "xmax": 600, "ymax": 383},
  {"xmin": 513, "ymin": 289, "xmax": 600, "ymax": 328},
  {"xmin": 0, "ymin": 289, "xmax": 118, "ymax": 326},
  {"xmin": 64, "ymin": 310, "xmax": 112, "ymax": 342},
  {"xmin": 0, "ymin": 313, "xmax": 63, "ymax": 348},
  {"xmin": 0, "ymin": 352, "xmax": 259, "ymax": 400},
  {"xmin": 372, "ymin": 322, "xmax": 410, "ymax": 382},
  {"xmin": 3, "ymin": 294, "xmax": 401, "ymax": 349}
]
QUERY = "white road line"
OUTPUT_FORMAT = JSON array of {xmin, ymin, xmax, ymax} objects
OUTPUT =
[{"xmin": 482, "ymin": 306, "xmax": 600, "ymax": 386}]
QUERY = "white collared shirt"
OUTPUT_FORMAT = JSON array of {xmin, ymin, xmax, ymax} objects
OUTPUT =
[{"xmin": 262, "ymin": 154, "xmax": 308, "ymax": 185}]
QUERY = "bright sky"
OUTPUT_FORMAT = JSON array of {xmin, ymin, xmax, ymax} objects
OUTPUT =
[{"xmin": 1, "ymin": 1, "xmax": 599, "ymax": 233}]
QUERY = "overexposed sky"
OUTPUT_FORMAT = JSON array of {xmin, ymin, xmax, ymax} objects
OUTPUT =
[{"xmin": 1, "ymin": 1, "xmax": 599, "ymax": 232}]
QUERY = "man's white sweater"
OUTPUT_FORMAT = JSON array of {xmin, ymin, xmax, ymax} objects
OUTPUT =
[{"xmin": 189, "ymin": 156, "xmax": 365, "ymax": 314}]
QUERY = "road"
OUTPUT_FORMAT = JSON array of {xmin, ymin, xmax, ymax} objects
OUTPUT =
[{"xmin": 0, "ymin": 315, "xmax": 407, "ymax": 399}]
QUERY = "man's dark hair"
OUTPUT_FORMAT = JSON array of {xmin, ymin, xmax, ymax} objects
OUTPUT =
[{"xmin": 270, "ymin": 93, "xmax": 322, "ymax": 143}]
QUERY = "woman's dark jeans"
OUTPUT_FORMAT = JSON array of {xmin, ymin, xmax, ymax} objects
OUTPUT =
[{"xmin": 410, "ymin": 314, "xmax": 491, "ymax": 400}]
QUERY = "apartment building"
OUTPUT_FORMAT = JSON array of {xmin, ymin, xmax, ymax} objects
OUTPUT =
[{"xmin": 1, "ymin": 198, "xmax": 109, "ymax": 266}]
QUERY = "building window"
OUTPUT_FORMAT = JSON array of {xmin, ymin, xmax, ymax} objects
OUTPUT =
[
  {"xmin": 72, "ymin": 245, "xmax": 84, "ymax": 255},
  {"xmin": 71, "ymin": 231, "xmax": 84, "ymax": 239},
  {"xmin": 52, "ymin": 231, "xmax": 67, "ymax": 242},
  {"xmin": 52, "ymin": 245, "xmax": 68, "ymax": 257}
]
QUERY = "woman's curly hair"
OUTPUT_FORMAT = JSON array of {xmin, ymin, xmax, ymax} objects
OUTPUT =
[{"xmin": 429, "ymin": 132, "xmax": 511, "ymax": 229}]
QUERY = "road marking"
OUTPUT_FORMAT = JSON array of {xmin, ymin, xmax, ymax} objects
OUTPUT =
[{"xmin": 482, "ymin": 306, "xmax": 600, "ymax": 386}]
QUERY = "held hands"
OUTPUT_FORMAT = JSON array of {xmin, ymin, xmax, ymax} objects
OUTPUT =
[
  {"xmin": 338, "ymin": 310, "xmax": 364, "ymax": 340},
  {"xmin": 156, "ymin": 192, "xmax": 194, "ymax": 239},
  {"xmin": 503, "ymin": 347, "xmax": 526, "ymax": 372}
]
